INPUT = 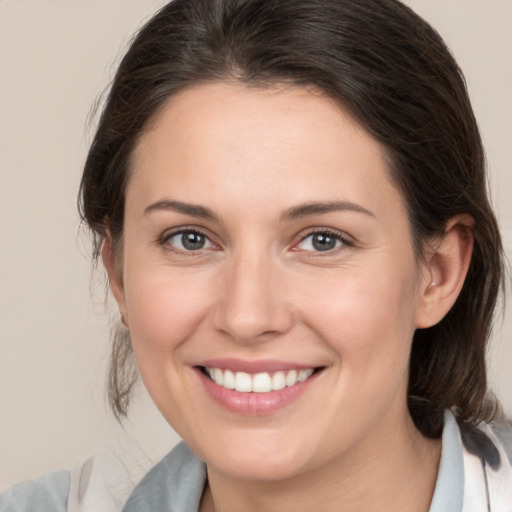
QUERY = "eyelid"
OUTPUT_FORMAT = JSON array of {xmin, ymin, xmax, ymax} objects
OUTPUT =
[
  {"xmin": 158, "ymin": 226, "xmax": 219, "ymax": 252},
  {"xmin": 157, "ymin": 225, "xmax": 353, "ymax": 254},
  {"xmin": 292, "ymin": 227, "xmax": 354, "ymax": 253}
]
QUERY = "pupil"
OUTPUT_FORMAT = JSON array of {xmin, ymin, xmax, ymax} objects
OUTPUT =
[
  {"xmin": 312, "ymin": 233, "xmax": 336, "ymax": 251},
  {"xmin": 182, "ymin": 232, "xmax": 205, "ymax": 250}
]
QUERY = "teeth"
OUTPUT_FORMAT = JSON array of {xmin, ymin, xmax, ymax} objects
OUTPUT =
[
  {"xmin": 234, "ymin": 372, "xmax": 252, "ymax": 392},
  {"xmin": 214, "ymin": 368, "xmax": 223, "ymax": 386},
  {"xmin": 298, "ymin": 369, "xmax": 313, "ymax": 382},
  {"xmin": 285, "ymin": 370, "xmax": 298, "ymax": 387},
  {"xmin": 205, "ymin": 367, "xmax": 315, "ymax": 393},
  {"xmin": 253, "ymin": 373, "xmax": 272, "ymax": 393},
  {"xmin": 271, "ymin": 371, "xmax": 286, "ymax": 390},
  {"xmin": 223, "ymin": 369, "xmax": 235, "ymax": 390}
]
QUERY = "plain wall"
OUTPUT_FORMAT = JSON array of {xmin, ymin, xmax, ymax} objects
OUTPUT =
[{"xmin": 1, "ymin": 0, "xmax": 511, "ymax": 490}]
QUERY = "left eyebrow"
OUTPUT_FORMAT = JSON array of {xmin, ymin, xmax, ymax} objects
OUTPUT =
[
  {"xmin": 281, "ymin": 201, "xmax": 376, "ymax": 222},
  {"xmin": 142, "ymin": 199, "xmax": 219, "ymax": 221}
]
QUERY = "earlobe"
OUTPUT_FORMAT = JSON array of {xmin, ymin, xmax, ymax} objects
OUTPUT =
[
  {"xmin": 415, "ymin": 215, "xmax": 474, "ymax": 329},
  {"xmin": 101, "ymin": 235, "xmax": 128, "ymax": 325}
]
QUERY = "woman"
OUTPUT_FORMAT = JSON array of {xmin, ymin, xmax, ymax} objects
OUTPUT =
[{"xmin": 2, "ymin": 0, "xmax": 511, "ymax": 510}]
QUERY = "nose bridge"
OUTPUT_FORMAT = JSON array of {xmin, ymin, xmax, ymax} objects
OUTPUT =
[{"xmin": 213, "ymin": 244, "xmax": 293, "ymax": 343}]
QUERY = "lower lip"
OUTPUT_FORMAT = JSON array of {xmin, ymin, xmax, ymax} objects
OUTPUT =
[{"xmin": 195, "ymin": 368, "xmax": 321, "ymax": 416}]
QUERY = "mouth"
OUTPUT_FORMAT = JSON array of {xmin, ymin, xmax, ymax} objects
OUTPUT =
[
  {"xmin": 198, "ymin": 366, "xmax": 323, "ymax": 393},
  {"xmin": 194, "ymin": 359, "xmax": 326, "ymax": 415}
]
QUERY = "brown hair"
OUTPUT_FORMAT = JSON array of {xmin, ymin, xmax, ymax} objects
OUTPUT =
[{"xmin": 79, "ymin": 0, "xmax": 505, "ymax": 436}]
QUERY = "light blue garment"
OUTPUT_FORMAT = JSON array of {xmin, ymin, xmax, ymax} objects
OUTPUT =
[
  {"xmin": 0, "ymin": 471, "xmax": 69, "ymax": 512},
  {"xmin": 2, "ymin": 411, "xmax": 511, "ymax": 511},
  {"xmin": 121, "ymin": 442, "xmax": 206, "ymax": 512},
  {"xmin": 428, "ymin": 410, "xmax": 464, "ymax": 511}
]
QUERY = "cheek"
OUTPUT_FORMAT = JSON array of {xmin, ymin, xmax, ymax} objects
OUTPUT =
[
  {"xmin": 301, "ymin": 266, "xmax": 420, "ymax": 441},
  {"xmin": 121, "ymin": 266, "xmax": 219, "ymax": 425},
  {"xmin": 123, "ymin": 267, "xmax": 216, "ymax": 356},
  {"xmin": 298, "ymin": 261, "xmax": 419, "ymax": 371}
]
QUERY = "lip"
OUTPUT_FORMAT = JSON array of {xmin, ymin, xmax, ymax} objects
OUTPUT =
[
  {"xmin": 194, "ymin": 360, "xmax": 324, "ymax": 416},
  {"xmin": 197, "ymin": 358, "xmax": 317, "ymax": 373}
]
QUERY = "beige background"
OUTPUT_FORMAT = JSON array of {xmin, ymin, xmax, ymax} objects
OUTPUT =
[{"xmin": 0, "ymin": 0, "xmax": 511, "ymax": 490}]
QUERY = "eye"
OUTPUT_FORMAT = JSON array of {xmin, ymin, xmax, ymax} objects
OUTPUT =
[
  {"xmin": 296, "ymin": 231, "xmax": 346, "ymax": 252},
  {"xmin": 164, "ymin": 229, "xmax": 215, "ymax": 251}
]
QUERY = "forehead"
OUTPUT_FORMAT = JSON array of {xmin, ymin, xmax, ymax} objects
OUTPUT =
[{"xmin": 128, "ymin": 82, "xmax": 404, "ymax": 221}]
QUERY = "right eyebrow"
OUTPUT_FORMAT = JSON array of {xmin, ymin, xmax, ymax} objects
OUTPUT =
[
  {"xmin": 142, "ymin": 199, "xmax": 219, "ymax": 221},
  {"xmin": 280, "ymin": 200, "xmax": 376, "ymax": 222}
]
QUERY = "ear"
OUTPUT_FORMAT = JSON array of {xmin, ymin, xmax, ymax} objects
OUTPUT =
[
  {"xmin": 415, "ymin": 214, "xmax": 474, "ymax": 329},
  {"xmin": 102, "ymin": 235, "xmax": 128, "ymax": 327}
]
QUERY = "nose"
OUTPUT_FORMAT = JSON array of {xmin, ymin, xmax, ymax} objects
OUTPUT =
[{"xmin": 212, "ymin": 253, "xmax": 295, "ymax": 344}]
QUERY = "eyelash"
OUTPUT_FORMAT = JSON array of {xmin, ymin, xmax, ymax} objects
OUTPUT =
[
  {"xmin": 293, "ymin": 228, "xmax": 353, "ymax": 255},
  {"xmin": 158, "ymin": 227, "xmax": 353, "ymax": 255},
  {"xmin": 159, "ymin": 227, "xmax": 218, "ymax": 255}
]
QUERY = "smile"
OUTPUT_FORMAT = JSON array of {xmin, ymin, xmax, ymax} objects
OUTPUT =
[
  {"xmin": 196, "ymin": 360, "xmax": 325, "ymax": 415},
  {"xmin": 203, "ymin": 367, "xmax": 315, "ymax": 393}
]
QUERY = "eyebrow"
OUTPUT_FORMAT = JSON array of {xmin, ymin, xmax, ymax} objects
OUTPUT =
[
  {"xmin": 143, "ymin": 199, "xmax": 375, "ymax": 222},
  {"xmin": 281, "ymin": 201, "xmax": 375, "ymax": 221},
  {"xmin": 143, "ymin": 199, "xmax": 219, "ymax": 221}
]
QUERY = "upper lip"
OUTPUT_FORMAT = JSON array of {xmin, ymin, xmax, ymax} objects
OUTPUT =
[{"xmin": 196, "ymin": 358, "xmax": 322, "ymax": 374}]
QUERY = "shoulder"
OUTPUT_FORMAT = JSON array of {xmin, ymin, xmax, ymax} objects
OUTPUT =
[
  {"xmin": 0, "ymin": 441, "xmax": 201, "ymax": 512},
  {"xmin": 122, "ymin": 442, "xmax": 207, "ymax": 512},
  {"xmin": 0, "ymin": 470, "xmax": 70, "ymax": 512},
  {"xmin": 457, "ymin": 414, "xmax": 512, "ymax": 509},
  {"xmin": 0, "ymin": 443, "xmax": 155, "ymax": 512},
  {"xmin": 457, "ymin": 413, "xmax": 512, "ymax": 470},
  {"xmin": 494, "ymin": 418, "xmax": 512, "ymax": 465}
]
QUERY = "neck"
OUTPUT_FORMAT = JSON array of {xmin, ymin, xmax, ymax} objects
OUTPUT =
[{"xmin": 200, "ymin": 413, "xmax": 441, "ymax": 512}]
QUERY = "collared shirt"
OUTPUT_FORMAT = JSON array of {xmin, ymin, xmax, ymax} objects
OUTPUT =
[{"xmin": 2, "ymin": 411, "xmax": 511, "ymax": 511}]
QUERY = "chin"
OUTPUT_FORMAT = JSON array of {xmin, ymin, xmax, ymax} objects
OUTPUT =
[
  {"xmin": 192, "ymin": 429, "xmax": 318, "ymax": 482},
  {"xmin": 209, "ymin": 452, "xmax": 310, "ymax": 482}
]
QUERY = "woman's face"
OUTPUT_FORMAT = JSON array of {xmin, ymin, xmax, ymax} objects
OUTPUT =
[{"xmin": 115, "ymin": 83, "xmax": 431, "ymax": 481}]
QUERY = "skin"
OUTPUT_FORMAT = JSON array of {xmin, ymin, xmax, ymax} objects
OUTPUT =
[{"xmin": 104, "ymin": 83, "xmax": 473, "ymax": 512}]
